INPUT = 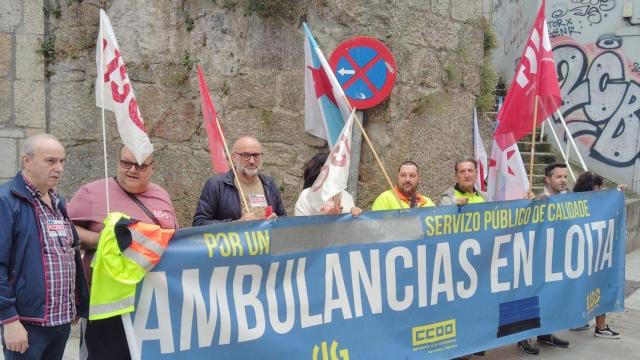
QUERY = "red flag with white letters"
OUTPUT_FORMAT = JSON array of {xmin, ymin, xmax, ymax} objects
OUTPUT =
[{"xmin": 493, "ymin": 0, "xmax": 561, "ymax": 150}]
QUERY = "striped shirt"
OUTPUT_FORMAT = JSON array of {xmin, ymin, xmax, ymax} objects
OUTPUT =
[{"xmin": 22, "ymin": 174, "xmax": 76, "ymax": 326}]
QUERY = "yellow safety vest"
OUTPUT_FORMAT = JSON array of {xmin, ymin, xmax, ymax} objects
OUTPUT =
[
  {"xmin": 372, "ymin": 188, "xmax": 436, "ymax": 211},
  {"xmin": 89, "ymin": 212, "xmax": 175, "ymax": 320},
  {"xmin": 453, "ymin": 188, "xmax": 486, "ymax": 204}
]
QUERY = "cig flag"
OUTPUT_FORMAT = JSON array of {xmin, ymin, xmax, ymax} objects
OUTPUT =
[
  {"xmin": 306, "ymin": 110, "xmax": 355, "ymax": 211},
  {"xmin": 303, "ymin": 23, "xmax": 352, "ymax": 148},
  {"xmin": 493, "ymin": 0, "xmax": 561, "ymax": 150},
  {"xmin": 95, "ymin": 9, "xmax": 153, "ymax": 165},
  {"xmin": 197, "ymin": 65, "xmax": 229, "ymax": 174},
  {"xmin": 488, "ymin": 0, "xmax": 561, "ymax": 201}
]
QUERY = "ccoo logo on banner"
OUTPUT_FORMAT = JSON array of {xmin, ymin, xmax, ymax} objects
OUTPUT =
[{"xmin": 125, "ymin": 190, "xmax": 626, "ymax": 359}]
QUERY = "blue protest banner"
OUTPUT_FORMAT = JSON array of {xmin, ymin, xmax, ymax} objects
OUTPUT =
[{"xmin": 126, "ymin": 190, "xmax": 625, "ymax": 359}]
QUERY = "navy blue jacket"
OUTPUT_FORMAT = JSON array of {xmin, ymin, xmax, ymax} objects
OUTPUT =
[
  {"xmin": 0, "ymin": 173, "xmax": 89, "ymax": 324},
  {"xmin": 193, "ymin": 171, "xmax": 287, "ymax": 226}
]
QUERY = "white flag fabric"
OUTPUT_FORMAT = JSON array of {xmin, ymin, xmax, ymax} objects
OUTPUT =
[
  {"xmin": 96, "ymin": 9, "xmax": 153, "ymax": 165},
  {"xmin": 306, "ymin": 110, "xmax": 355, "ymax": 211},
  {"xmin": 473, "ymin": 108, "xmax": 488, "ymax": 192},
  {"xmin": 487, "ymin": 140, "xmax": 529, "ymax": 201}
]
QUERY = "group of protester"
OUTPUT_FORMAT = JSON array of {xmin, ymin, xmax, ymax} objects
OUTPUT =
[{"xmin": 0, "ymin": 133, "xmax": 622, "ymax": 360}]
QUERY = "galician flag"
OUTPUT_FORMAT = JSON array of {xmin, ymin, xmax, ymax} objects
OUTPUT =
[
  {"xmin": 473, "ymin": 108, "xmax": 488, "ymax": 192},
  {"xmin": 306, "ymin": 110, "xmax": 356, "ymax": 211},
  {"xmin": 197, "ymin": 65, "xmax": 229, "ymax": 174},
  {"xmin": 95, "ymin": 9, "xmax": 153, "ymax": 165},
  {"xmin": 488, "ymin": 0, "xmax": 561, "ymax": 201},
  {"xmin": 304, "ymin": 23, "xmax": 352, "ymax": 148},
  {"xmin": 487, "ymin": 141, "xmax": 529, "ymax": 201}
]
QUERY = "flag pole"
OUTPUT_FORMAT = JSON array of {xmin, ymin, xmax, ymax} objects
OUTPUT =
[
  {"xmin": 544, "ymin": 118, "xmax": 577, "ymax": 181},
  {"xmin": 98, "ymin": 23, "xmax": 110, "ymax": 214},
  {"xmin": 554, "ymin": 109, "xmax": 588, "ymax": 171},
  {"xmin": 213, "ymin": 116, "xmax": 250, "ymax": 214},
  {"xmin": 528, "ymin": 95, "xmax": 539, "ymax": 188},
  {"xmin": 197, "ymin": 65, "xmax": 249, "ymax": 214},
  {"xmin": 351, "ymin": 111, "xmax": 405, "ymax": 208}
]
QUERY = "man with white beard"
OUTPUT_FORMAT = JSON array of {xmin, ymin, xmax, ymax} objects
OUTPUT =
[{"xmin": 193, "ymin": 136, "xmax": 286, "ymax": 225}]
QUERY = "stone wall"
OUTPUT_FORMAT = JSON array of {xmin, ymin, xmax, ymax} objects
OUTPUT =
[
  {"xmin": 0, "ymin": 0, "xmax": 488, "ymax": 227},
  {"xmin": 0, "ymin": 0, "xmax": 47, "ymax": 183}
]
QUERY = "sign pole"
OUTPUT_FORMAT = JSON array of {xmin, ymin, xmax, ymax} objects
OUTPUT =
[
  {"xmin": 351, "ymin": 111, "xmax": 405, "ymax": 208},
  {"xmin": 347, "ymin": 110, "xmax": 363, "ymax": 202}
]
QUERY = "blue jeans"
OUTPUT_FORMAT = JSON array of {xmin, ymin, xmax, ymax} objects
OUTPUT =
[{"xmin": 1, "ymin": 322, "xmax": 70, "ymax": 360}]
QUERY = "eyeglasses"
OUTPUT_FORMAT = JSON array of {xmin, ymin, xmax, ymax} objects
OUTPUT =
[
  {"xmin": 119, "ymin": 160, "xmax": 154, "ymax": 172},
  {"xmin": 234, "ymin": 152, "xmax": 263, "ymax": 161}
]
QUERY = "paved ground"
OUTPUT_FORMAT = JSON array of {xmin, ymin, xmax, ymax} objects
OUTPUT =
[
  {"xmin": 480, "ymin": 249, "xmax": 640, "ymax": 360},
  {"xmin": 3, "ymin": 251, "xmax": 640, "ymax": 360}
]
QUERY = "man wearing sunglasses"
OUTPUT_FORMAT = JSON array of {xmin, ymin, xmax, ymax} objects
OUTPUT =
[
  {"xmin": 67, "ymin": 145, "xmax": 178, "ymax": 360},
  {"xmin": 193, "ymin": 135, "xmax": 286, "ymax": 225}
]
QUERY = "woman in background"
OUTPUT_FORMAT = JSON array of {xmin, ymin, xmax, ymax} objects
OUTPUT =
[
  {"xmin": 295, "ymin": 153, "xmax": 362, "ymax": 216},
  {"xmin": 573, "ymin": 171, "xmax": 622, "ymax": 339}
]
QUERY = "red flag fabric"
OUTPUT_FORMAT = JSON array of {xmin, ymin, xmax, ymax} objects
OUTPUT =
[
  {"xmin": 494, "ymin": 0, "xmax": 561, "ymax": 150},
  {"xmin": 197, "ymin": 65, "xmax": 229, "ymax": 174}
]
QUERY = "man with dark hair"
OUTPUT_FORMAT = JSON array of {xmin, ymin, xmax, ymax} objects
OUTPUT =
[
  {"xmin": 193, "ymin": 136, "xmax": 286, "ymax": 225},
  {"xmin": 371, "ymin": 161, "xmax": 435, "ymax": 210},
  {"xmin": 518, "ymin": 162, "xmax": 570, "ymax": 355},
  {"xmin": 0, "ymin": 134, "xmax": 88, "ymax": 360},
  {"xmin": 440, "ymin": 157, "xmax": 486, "ymax": 206},
  {"xmin": 542, "ymin": 162, "xmax": 568, "ymax": 196}
]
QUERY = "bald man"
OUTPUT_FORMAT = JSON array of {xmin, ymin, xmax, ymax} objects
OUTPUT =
[
  {"xmin": 193, "ymin": 136, "xmax": 286, "ymax": 225},
  {"xmin": 0, "ymin": 134, "xmax": 88, "ymax": 360}
]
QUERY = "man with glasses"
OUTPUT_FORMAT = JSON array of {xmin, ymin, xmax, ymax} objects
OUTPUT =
[
  {"xmin": 67, "ymin": 145, "xmax": 177, "ymax": 360},
  {"xmin": 193, "ymin": 135, "xmax": 286, "ymax": 225},
  {"xmin": 0, "ymin": 134, "xmax": 88, "ymax": 360}
]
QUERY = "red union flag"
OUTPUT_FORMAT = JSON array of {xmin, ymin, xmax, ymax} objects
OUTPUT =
[
  {"xmin": 95, "ymin": 9, "xmax": 153, "ymax": 165},
  {"xmin": 197, "ymin": 65, "xmax": 229, "ymax": 174},
  {"xmin": 488, "ymin": 0, "xmax": 560, "ymax": 201},
  {"xmin": 494, "ymin": 0, "xmax": 561, "ymax": 150}
]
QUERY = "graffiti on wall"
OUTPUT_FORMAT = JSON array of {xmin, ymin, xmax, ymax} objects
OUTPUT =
[
  {"xmin": 551, "ymin": 0, "xmax": 616, "ymax": 25},
  {"xmin": 491, "ymin": 0, "xmax": 640, "ymax": 189},
  {"xmin": 552, "ymin": 33, "xmax": 640, "ymax": 168}
]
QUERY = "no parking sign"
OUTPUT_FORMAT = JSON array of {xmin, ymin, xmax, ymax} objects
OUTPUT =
[{"xmin": 329, "ymin": 36, "xmax": 397, "ymax": 109}]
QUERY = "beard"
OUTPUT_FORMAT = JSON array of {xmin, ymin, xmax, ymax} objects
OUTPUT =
[
  {"xmin": 242, "ymin": 167, "xmax": 259, "ymax": 177},
  {"xmin": 399, "ymin": 182, "xmax": 417, "ymax": 197}
]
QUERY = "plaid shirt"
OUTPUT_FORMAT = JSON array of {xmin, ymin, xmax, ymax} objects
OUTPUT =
[{"xmin": 22, "ymin": 174, "xmax": 76, "ymax": 326}]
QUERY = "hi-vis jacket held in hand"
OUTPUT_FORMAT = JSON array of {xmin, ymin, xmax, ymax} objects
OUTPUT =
[{"xmin": 89, "ymin": 212, "xmax": 175, "ymax": 320}]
